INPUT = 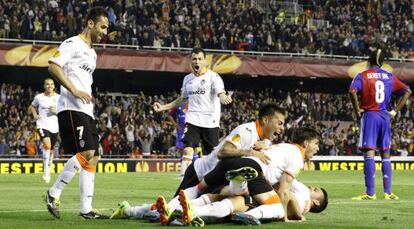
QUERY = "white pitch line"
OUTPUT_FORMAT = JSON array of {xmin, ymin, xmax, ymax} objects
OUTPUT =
[
  {"xmin": 302, "ymin": 180, "xmax": 414, "ymax": 185},
  {"xmin": 330, "ymin": 200, "xmax": 414, "ymax": 205},
  {"xmin": 0, "ymin": 208, "xmax": 112, "ymax": 213}
]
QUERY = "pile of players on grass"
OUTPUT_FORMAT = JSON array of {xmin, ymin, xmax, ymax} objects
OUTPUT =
[{"xmin": 110, "ymin": 104, "xmax": 328, "ymax": 226}]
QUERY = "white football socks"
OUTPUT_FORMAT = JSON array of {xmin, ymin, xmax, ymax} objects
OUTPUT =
[
  {"xmin": 49, "ymin": 155, "xmax": 80, "ymax": 198},
  {"xmin": 194, "ymin": 198, "xmax": 233, "ymax": 218},
  {"xmin": 79, "ymin": 169, "xmax": 95, "ymax": 214}
]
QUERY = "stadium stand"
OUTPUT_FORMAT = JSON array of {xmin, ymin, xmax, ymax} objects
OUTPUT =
[
  {"xmin": 0, "ymin": 1, "xmax": 412, "ymax": 158},
  {"xmin": 0, "ymin": 0, "xmax": 413, "ymax": 58},
  {"xmin": 0, "ymin": 83, "xmax": 413, "ymax": 158}
]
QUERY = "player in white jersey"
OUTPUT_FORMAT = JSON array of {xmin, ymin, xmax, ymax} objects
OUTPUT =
[
  {"xmin": 43, "ymin": 7, "xmax": 109, "ymax": 220},
  {"xmin": 153, "ymin": 47, "xmax": 232, "ymax": 177},
  {"xmin": 185, "ymin": 128, "xmax": 320, "ymax": 224},
  {"xmin": 110, "ymin": 104, "xmax": 286, "ymax": 223},
  {"xmin": 174, "ymin": 180, "xmax": 327, "ymax": 226},
  {"xmin": 28, "ymin": 78, "xmax": 60, "ymax": 183}
]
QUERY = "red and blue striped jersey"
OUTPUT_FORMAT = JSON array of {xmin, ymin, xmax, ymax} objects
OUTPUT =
[{"xmin": 349, "ymin": 67, "xmax": 408, "ymax": 111}]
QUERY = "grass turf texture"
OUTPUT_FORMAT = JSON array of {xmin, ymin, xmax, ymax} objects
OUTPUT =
[{"xmin": 0, "ymin": 170, "xmax": 413, "ymax": 228}]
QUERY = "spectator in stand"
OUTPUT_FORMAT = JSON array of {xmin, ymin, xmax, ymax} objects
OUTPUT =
[
  {"xmin": 0, "ymin": 82, "xmax": 413, "ymax": 158},
  {"xmin": 0, "ymin": 1, "xmax": 412, "ymax": 58},
  {"xmin": 0, "ymin": 138, "xmax": 8, "ymax": 155}
]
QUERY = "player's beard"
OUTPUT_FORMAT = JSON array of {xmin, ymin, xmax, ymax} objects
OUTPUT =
[{"xmin": 91, "ymin": 30, "xmax": 102, "ymax": 43}]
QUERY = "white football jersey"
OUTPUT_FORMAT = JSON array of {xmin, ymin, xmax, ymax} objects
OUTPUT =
[
  {"xmin": 194, "ymin": 121, "xmax": 262, "ymax": 180},
  {"xmin": 246, "ymin": 143, "xmax": 304, "ymax": 185},
  {"xmin": 181, "ymin": 69, "xmax": 225, "ymax": 128},
  {"xmin": 291, "ymin": 180, "xmax": 311, "ymax": 214},
  {"xmin": 49, "ymin": 36, "xmax": 97, "ymax": 118},
  {"xmin": 31, "ymin": 93, "xmax": 60, "ymax": 133}
]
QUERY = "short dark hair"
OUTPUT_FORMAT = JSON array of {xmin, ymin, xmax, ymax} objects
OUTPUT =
[
  {"xmin": 44, "ymin": 78, "xmax": 54, "ymax": 83},
  {"xmin": 368, "ymin": 48, "xmax": 385, "ymax": 67},
  {"xmin": 310, "ymin": 188, "xmax": 328, "ymax": 213},
  {"xmin": 87, "ymin": 7, "xmax": 108, "ymax": 24},
  {"xmin": 290, "ymin": 127, "xmax": 319, "ymax": 145},
  {"xmin": 191, "ymin": 47, "xmax": 206, "ymax": 58},
  {"xmin": 258, "ymin": 104, "xmax": 286, "ymax": 119}
]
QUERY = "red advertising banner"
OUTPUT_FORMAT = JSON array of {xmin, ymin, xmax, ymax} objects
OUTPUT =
[{"xmin": 1, "ymin": 43, "xmax": 414, "ymax": 82}]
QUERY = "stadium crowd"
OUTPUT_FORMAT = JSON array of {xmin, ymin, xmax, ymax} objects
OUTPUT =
[
  {"xmin": 0, "ymin": 0, "xmax": 414, "ymax": 58},
  {"xmin": 0, "ymin": 83, "xmax": 413, "ymax": 158}
]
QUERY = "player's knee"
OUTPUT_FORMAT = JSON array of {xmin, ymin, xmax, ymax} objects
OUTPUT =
[
  {"xmin": 183, "ymin": 147, "xmax": 194, "ymax": 156},
  {"xmin": 79, "ymin": 150, "xmax": 96, "ymax": 161},
  {"xmin": 75, "ymin": 152, "xmax": 97, "ymax": 172}
]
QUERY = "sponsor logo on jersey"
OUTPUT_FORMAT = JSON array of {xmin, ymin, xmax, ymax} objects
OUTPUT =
[
  {"xmin": 79, "ymin": 64, "xmax": 94, "ymax": 74},
  {"xmin": 188, "ymin": 88, "xmax": 206, "ymax": 95}
]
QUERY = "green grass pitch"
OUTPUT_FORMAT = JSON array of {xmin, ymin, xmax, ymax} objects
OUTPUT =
[{"xmin": 0, "ymin": 170, "xmax": 413, "ymax": 228}]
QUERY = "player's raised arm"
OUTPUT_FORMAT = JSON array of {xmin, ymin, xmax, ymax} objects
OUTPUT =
[{"xmin": 153, "ymin": 96, "xmax": 185, "ymax": 112}]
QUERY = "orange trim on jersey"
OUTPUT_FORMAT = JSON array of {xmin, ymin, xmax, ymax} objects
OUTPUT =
[
  {"xmin": 294, "ymin": 144, "xmax": 306, "ymax": 159},
  {"xmin": 76, "ymin": 153, "xmax": 96, "ymax": 173},
  {"xmin": 261, "ymin": 194, "xmax": 281, "ymax": 204},
  {"xmin": 255, "ymin": 120, "xmax": 264, "ymax": 139}
]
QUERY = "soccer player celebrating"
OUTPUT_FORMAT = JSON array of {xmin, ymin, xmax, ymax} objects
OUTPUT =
[
  {"xmin": 349, "ymin": 48, "xmax": 411, "ymax": 200},
  {"xmin": 28, "ymin": 78, "xmax": 60, "ymax": 183},
  {"xmin": 153, "ymin": 47, "xmax": 232, "ymax": 175},
  {"xmin": 110, "ymin": 104, "xmax": 285, "ymax": 222},
  {"xmin": 43, "ymin": 7, "xmax": 109, "ymax": 219}
]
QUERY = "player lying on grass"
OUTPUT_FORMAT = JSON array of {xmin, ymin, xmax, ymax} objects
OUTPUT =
[
  {"xmin": 109, "ymin": 172, "xmax": 327, "ymax": 226},
  {"xmin": 169, "ymin": 177, "xmax": 328, "ymax": 226}
]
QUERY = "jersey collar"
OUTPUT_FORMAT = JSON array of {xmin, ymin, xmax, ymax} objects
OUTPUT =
[
  {"xmin": 255, "ymin": 120, "xmax": 264, "ymax": 139},
  {"xmin": 78, "ymin": 34, "xmax": 93, "ymax": 48},
  {"xmin": 294, "ymin": 144, "xmax": 306, "ymax": 159}
]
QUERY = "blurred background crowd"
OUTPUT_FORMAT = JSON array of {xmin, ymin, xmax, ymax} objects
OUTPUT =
[
  {"xmin": 1, "ymin": 83, "xmax": 413, "ymax": 158},
  {"xmin": 1, "ymin": 0, "xmax": 414, "ymax": 58}
]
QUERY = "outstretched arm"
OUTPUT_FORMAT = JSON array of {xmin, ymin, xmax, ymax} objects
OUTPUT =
[{"xmin": 153, "ymin": 97, "xmax": 186, "ymax": 112}]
